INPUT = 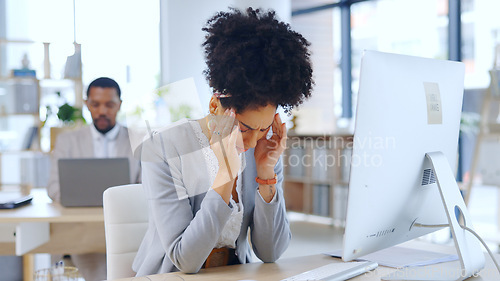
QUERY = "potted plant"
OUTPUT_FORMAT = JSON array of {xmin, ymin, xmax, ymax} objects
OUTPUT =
[{"xmin": 48, "ymin": 92, "xmax": 87, "ymax": 151}]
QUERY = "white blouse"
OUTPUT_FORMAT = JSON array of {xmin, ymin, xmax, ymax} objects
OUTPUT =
[{"xmin": 189, "ymin": 120, "xmax": 244, "ymax": 249}]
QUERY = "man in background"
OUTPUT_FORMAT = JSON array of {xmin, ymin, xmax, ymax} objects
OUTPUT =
[{"xmin": 47, "ymin": 77, "xmax": 141, "ymax": 281}]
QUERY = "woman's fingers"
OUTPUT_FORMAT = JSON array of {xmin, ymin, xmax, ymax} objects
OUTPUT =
[
  {"xmin": 211, "ymin": 109, "xmax": 236, "ymax": 143},
  {"xmin": 210, "ymin": 108, "xmax": 239, "ymax": 159},
  {"xmin": 221, "ymin": 110, "xmax": 236, "ymax": 139},
  {"xmin": 279, "ymin": 122, "xmax": 287, "ymax": 150},
  {"xmin": 229, "ymin": 125, "xmax": 239, "ymax": 150},
  {"xmin": 276, "ymin": 113, "xmax": 285, "ymax": 137},
  {"xmin": 272, "ymin": 113, "xmax": 285, "ymax": 138},
  {"xmin": 271, "ymin": 113, "xmax": 280, "ymax": 138},
  {"xmin": 221, "ymin": 125, "xmax": 240, "ymax": 179}
]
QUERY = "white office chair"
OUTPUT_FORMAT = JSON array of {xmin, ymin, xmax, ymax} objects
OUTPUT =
[{"xmin": 103, "ymin": 184, "xmax": 148, "ymax": 280}]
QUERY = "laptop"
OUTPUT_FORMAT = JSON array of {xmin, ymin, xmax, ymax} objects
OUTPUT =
[
  {"xmin": 58, "ymin": 158, "xmax": 131, "ymax": 207},
  {"xmin": 0, "ymin": 191, "xmax": 33, "ymax": 209}
]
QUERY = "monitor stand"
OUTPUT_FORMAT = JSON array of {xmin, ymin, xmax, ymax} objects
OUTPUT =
[{"xmin": 382, "ymin": 151, "xmax": 485, "ymax": 281}]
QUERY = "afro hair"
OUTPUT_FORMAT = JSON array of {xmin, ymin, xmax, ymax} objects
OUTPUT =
[{"xmin": 202, "ymin": 7, "xmax": 314, "ymax": 114}]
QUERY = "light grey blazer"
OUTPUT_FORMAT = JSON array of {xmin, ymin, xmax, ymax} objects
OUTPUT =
[
  {"xmin": 132, "ymin": 119, "xmax": 291, "ymax": 275},
  {"xmin": 47, "ymin": 125, "xmax": 142, "ymax": 202}
]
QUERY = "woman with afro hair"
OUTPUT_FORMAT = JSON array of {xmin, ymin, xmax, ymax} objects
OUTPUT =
[{"xmin": 133, "ymin": 7, "xmax": 313, "ymax": 276}]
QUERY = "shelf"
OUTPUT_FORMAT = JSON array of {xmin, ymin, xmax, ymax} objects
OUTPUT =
[
  {"xmin": 39, "ymin": 78, "xmax": 82, "ymax": 85},
  {"xmin": 334, "ymin": 181, "xmax": 349, "ymax": 186},
  {"xmin": 310, "ymin": 180, "xmax": 334, "ymax": 185},
  {"xmin": 0, "ymin": 149, "xmax": 44, "ymax": 154},
  {"xmin": 0, "ymin": 76, "xmax": 38, "ymax": 81},
  {"xmin": 283, "ymin": 134, "xmax": 353, "ymax": 222},
  {"xmin": 0, "ymin": 76, "xmax": 82, "ymax": 84},
  {"xmin": 283, "ymin": 176, "xmax": 308, "ymax": 183},
  {"xmin": 0, "ymin": 113, "xmax": 39, "ymax": 117},
  {"xmin": 283, "ymin": 177, "xmax": 339, "ymax": 186},
  {"xmin": 488, "ymin": 124, "xmax": 500, "ymax": 134},
  {"xmin": 0, "ymin": 39, "xmax": 82, "ymax": 189},
  {"xmin": 0, "ymin": 39, "xmax": 35, "ymax": 44}
]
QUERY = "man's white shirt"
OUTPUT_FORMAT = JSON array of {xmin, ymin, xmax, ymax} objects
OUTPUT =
[{"xmin": 90, "ymin": 123, "xmax": 120, "ymax": 158}]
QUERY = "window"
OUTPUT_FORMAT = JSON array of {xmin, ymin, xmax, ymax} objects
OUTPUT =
[
  {"xmin": 291, "ymin": 0, "xmax": 449, "ymax": 132},
  {"xmin": 461, "ymin": 0, "xmax": 500, "ymax": 88},
  {"xmin": 350, "ymin": 0, "xmax": 448, "ymax": 116}
]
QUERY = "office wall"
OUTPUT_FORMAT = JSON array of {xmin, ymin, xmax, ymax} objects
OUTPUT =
[
  {"xmin": 291, "ymin": 8, "xmax": 336, "ymax": 134},
  {"xmin": 159, "ymin": 0, "xmax": 291, "ymax": 111}
]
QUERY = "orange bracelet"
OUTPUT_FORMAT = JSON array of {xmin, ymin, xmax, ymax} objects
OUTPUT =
[{"xmin": 255, "ymin": 174, "xmax": 277, "ymax": 185}]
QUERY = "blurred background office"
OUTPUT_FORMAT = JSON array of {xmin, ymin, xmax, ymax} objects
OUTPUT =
[{"xmin": 1, "ymin": 0, "xmax": 500, "ymax": 280}]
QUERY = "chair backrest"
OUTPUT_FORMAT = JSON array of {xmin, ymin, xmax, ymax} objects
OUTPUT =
[{"xmin": 103, "ymin": 184, "xmax": 148, "ymax": 280}]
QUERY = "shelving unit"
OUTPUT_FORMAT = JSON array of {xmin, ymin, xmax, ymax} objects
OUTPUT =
[
  {"xmin": 0, "ymin": 40, "xmax": 82, "ymax": 188},
  {"xmin": 0, "ymin": 76, "xmax": 48, "ymax": 190},
  {"xmin": 39, "ymin": 77, "xmax": 83, "ymax": 152},
  {"xmin": 0, "ymin": 77, "xmax": 41, "ymax": 151},
  {"xmin": 283, "ymin": 134, "xmax": 353, "ymax": 226},
  {"xmin": 0, "ymin": 40, "xmax": 83, "ymax": 148}
]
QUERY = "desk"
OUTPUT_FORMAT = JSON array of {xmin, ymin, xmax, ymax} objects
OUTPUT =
[
  {"xmin": 115, "ymin": 241, "xmax": 500, "ymax": 281},
  {"xmin": 0, "ymin": 188, "xmax": 105, "ymax": 281}
]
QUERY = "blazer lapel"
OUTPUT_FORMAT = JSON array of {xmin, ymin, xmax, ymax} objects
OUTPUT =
[
  {"xmin": 115, "ymin": 126, "xmax": 131, "ymax": 157},
  {"xmin": 80, "ymin": 126, "xmax": 95, "ymax": 158}
]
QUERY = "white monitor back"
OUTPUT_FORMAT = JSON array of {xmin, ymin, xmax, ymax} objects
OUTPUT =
[{"xmin": 343, "ymin": 50, "xmax": 465, "ymax": 261}]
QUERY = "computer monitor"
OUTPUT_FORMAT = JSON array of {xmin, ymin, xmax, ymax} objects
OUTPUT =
[{"xmin": 342, "ymin": 50, "xmax": 485, "ymax": 280}]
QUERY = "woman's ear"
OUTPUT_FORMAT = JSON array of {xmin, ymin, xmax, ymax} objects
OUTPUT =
[{"xmin": 209, "ymin": 95, "xmax": 223, "ymax": 115}]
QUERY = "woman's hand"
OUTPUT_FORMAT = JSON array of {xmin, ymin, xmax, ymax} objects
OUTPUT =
[
  {"xmin": 254, "ymin": 113, "xmax": 287, "ymax": 179},
  {"xmin": 210, "ymin": 109, "xmax": 241, "ymax": 203}
]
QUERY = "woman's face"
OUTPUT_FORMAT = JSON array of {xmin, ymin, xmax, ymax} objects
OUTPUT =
[{"xmin": 215, "ymin": 104, "xmax": 275, "ymax": 152}]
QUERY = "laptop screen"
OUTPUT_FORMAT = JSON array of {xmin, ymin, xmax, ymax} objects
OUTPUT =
[{"xmin": 58, "ymin": 158, "xmax": 130, "ymax": 207}]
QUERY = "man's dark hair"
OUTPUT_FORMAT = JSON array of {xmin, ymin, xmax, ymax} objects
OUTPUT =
[
  {"xmin": 86, "ymin": 77, "xmax": 121, "ymax": 99},
  {"xmin": 202, "ymin": 7, "xmax": 313, "ymax": 114}
]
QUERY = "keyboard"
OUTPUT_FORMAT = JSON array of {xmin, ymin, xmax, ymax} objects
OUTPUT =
[{"xmin": 281, "ymin": 261, "xmax": 378, "ymax": 281}]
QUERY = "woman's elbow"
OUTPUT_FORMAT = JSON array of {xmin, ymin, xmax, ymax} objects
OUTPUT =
[
  {"xmin": 261, "ymin": 255, "xmax": 279, "ymax": 263},
  {"xmin": 180, "ymin": 268, "xmax": 201, "ymax": 274},
  {"xmin": 255, "ymin": 248, "xmax": 282, "ymax": 263},
  {"xmin": 175, "ymin": 263, "xmax": 202, "ymax": 274},
  {"xmin": 259, "ymin": 236, "xmax": 291, "ymax": 263}
]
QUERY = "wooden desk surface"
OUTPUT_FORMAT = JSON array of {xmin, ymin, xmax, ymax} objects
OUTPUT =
[
  {"xmin": 115, "ymin": 241, "xmax": 500, "ymax": 281},
  {"xmin": 0, "ymin": 188, "xmax": 103, "ymax": 223},
  {"xmin": 0, "ymin": 188, "xmax": 105, "ymax": 255}
]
